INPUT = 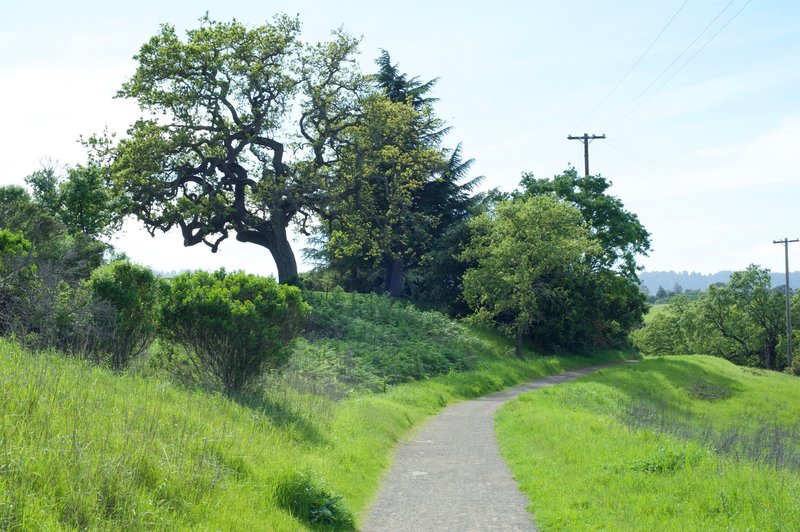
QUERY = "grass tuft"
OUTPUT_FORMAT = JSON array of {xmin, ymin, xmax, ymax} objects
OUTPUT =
[{"xmin": 273, "ymin": 470, "xmax": 355, "ymax": 529}]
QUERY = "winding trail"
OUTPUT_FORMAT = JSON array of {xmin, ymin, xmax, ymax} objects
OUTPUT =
[{"xmin": 361, "ymin": 362, "xmax": 624, "ymax": 531}]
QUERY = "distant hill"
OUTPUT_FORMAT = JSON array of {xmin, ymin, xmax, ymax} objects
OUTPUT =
[{"xmin": 639, "ymin": 271, "xmax": 800, "ymax": 293}]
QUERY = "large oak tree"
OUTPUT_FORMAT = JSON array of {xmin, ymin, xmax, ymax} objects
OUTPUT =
[{"xmin": 111, "ymin": 15, "xmax": 365, "ymax": 282}]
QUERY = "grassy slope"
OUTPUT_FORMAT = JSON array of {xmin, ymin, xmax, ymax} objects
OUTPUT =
[
  {"xmin": 0, "ymin": 293, "xmax": 631, "ymax": 530},
  {"xmin": 496, "ymin": 355, "xmax": 800, "ymax": 531},
  {"xmin": 642, "ymin": 303, "xmax": 668, "ymax": 324}
]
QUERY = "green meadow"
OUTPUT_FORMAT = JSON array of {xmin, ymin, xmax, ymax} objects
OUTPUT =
[
  {"xmin": 496, "ymin": 355, "xmax": 800, "ymax": 531},
  {"xmin": 0, "ymin": 291, "xmax": 630, "ymax": 530}
]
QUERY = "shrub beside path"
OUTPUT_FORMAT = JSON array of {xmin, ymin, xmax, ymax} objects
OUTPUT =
[{"xmin": 362, "ymin": 362, "xmax": 626, "ymax": 531}]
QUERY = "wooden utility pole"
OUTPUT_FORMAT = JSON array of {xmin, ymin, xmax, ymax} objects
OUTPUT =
[
  {"xmin": 567, "ymin": 133, "xmax": 606, "ymax": 176},
  {"xmin": 774, "ymin": 237, "xmax": 799, "ymax": 369}
]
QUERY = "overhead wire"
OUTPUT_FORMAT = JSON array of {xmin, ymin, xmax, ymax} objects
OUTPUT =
[
  {"xmin": 597, "ymin": 136, "xmax": 758, "ymax": 233},
  {"xmin": 601, "ymin": 0, "xmax": 738, "ymax": 129},
  {"xmin": 574, "ymin": 0, "xmax": 690, "ymax": 131},
  {"xmin": 608, "ymin": 0, "xmax": 754, "ymax": 128}
]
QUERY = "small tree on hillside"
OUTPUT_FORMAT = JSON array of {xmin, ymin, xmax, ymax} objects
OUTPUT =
[{"xmin": 462, "ymin": 195, "xmax": 599, "ymax": 357}]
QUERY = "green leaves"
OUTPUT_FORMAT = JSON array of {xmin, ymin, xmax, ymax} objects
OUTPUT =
[
  {"xmin": 160, "ymin": 270, "xmax": 310, "ymax": 394},
  {"xmin": 519, "ymin": 168, "xmax": 651, "ymax": 281},
  {"xmin": 85, "ymin": 261, "xmax": 163, "ymax": 369},
  {"xmin": 632, "ymin": 265, "xmax": 788, "ymax": 369},
  {"xmin": 462, "ymin": 195, "xmax": 598, "ymax": 353},
  {"xmin": 112, "ymin": 16, "xmax": 365, "ymax": 282}
]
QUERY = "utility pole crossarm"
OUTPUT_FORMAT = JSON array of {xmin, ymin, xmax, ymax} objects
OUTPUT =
[
  {"xmin": 773, "ymin": 237, "xmax": 799, "ymax": 369},
  {"xmin": 567, "ymin": 133, "xmax": 606, "ymax": 176}
]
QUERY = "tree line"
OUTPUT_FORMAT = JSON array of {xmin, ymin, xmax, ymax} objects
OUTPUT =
[
  {"xmin": 632, "ymin": 264, "xmax": 799, "ymax": 372},
  {"xmin": 0, "ymin": 14, "xmax": 653, "ymax": 394}
]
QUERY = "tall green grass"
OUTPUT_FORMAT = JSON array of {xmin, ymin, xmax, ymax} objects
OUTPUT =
[
  {"xmin": 496, "ymin": 356, "xmax": 800, "ymax": 530},
  {"xmin": 0, "ymin": 290, "xmax": 631, "ymax": 529}
]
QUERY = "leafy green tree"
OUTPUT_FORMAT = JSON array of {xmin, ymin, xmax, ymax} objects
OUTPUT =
[
  {"xmin": 632, "ymin": 265, "xmax": 787, "ymax": 370},
  {"xmin": 462, "ymin": 195, "xmax": 599, "ymax": 356},
  {"xmin": 0, "ymin": 186, "xmax": 107, "ymax": 347},
  {"xmin": 111, "ymin": 15, "xmax": 365, "ymax": 283},
  {"xmin": 318, "ymin": 51, "xmax": 481, "ymax": 299},
  {"xmin": 0, "ymin": 185, "xmax": 105, "ymax": 283},
  {"xmin": 701, "ymin": 265, "xmax": 784, "ymax": 368},
  {"xmin": 0, "ymin": 229, "xmax": 37, "ymax": 335},
  {"xmin": 518, "ymin": 168, "xmax": 651, "ymax": 281},
  {"xmin": 0, "ymin": 230, "xmax": 34, "ymax": 288},
  {"xmin": 26, "ymin": 163, "xmax": 122, "ymax": 239},
  {"xmin": 160, "ymin": 270, "xmax": 310, "ymax": 394},
  {"xmin": 324, "ymin": 93, "xmax": 445, "ymax": 297}
]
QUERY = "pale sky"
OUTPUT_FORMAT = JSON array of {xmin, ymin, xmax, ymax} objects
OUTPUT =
[{"xmin": 2, "ymin": 1, "xmax": 799, "ymax": 276}]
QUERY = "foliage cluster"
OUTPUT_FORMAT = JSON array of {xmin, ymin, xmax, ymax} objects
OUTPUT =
[
  {"xmin": 461, "ymin": 170, "xmax": 650, "ymax": 354},
  {"xmin": 0, "ymin": 185, "xmax": 106, "ymax": 349},
  {"xmin": 84, "ymin": 261, "xmax": 163, "ymax": 369},
  {"xmin": 0, "ymin": 180, "xmax": 308, "ymax": 391},
  {"xmin": 161, "ymin": 270, "xmax": 309, "ymax": 394},
  {"xmin": 631, "ymin": 264, "xmax": 790, "ymax": 370},
  {"xmin": 496, "ymin": 356, "xmax": 800, "ymax": 530}
]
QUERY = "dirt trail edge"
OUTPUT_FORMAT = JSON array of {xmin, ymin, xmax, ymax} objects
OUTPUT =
[{"xmin": 361, "ymin": 362, "xmax": 627, "ymax": 531}]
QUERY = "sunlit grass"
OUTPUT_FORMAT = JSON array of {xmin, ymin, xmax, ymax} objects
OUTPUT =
[
  {"xmin": 0, "ymin": 319, "xmax": 630, "ymax": 529},
  {"xmin": 642, "ymin": 303, "xmax": 669, "ymax": 324},
  {"xmin": 496, "ymin": 356, "xmax": 800, "ymax": 531}
]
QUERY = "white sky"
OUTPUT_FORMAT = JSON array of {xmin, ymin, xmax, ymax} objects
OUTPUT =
[{"xmin": 2, "ymin": 0, "xmax": 799, "ymax": 276}]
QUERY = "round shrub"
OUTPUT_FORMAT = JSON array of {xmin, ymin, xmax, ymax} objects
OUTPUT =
[
  {"xmin": 160, "ymin": 270, "xmax": 310, "ymax": 395},
  {"xmin": 86, "ymin": 261, "xmax": 162, "ymax": 369}
]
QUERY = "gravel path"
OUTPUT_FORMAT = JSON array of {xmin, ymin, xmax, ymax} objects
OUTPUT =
[{"xmin": 361, "ymin": 362, "xmax": 623, "ymax": 531}]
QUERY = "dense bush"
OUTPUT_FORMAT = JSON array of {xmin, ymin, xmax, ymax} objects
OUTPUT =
[
  {"xmin": 161, "ymin": 270, "xmax": 310, "ymax": 394},
  {"xmin": 0, "ymin": 229, "xmax": 37, "ymax": 334},
  {"xmin": 0, "ymin": 185, "xmax": 106, "ymax": 349},
  {"xmin": 85, "ymin": 261, "xmax": 162, "ymax": 369}
]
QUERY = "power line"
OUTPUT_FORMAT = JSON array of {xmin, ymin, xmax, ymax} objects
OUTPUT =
[
  {"xmin": 610, "ymin": 0, "xmax": 754, "ymax": 128},
  {"xmin": 575, "ymin": 0, "xmax": 690, "ymax": 130},
  {"xmin": 597, "ymin": 136, "xmax": 757, "ymax": 227},
  {"xmin": 603, "ymin": 0, "xmax": 738, "ymax": 129}
]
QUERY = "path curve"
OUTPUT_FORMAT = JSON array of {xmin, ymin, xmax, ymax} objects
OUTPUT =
[{"xmin": 361, "ymin": 362, "xmax": 624, "ymax": 531}]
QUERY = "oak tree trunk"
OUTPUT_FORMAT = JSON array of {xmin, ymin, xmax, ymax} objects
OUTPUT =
[{"xmin": 385, "ymin": 256, "xmax": 404, "ymax": 298}]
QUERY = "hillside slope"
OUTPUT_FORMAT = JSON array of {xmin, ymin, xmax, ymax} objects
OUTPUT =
[
  {"xmin": 0, "ymin": 292, "xmax": 629, "ymax": 529},
  {"xmin": 497, "ymin": 356, "xmax": 800, "ymax": 530}
]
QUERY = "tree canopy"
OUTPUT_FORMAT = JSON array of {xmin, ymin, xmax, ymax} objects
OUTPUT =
[
  {"xmin": 518, "ymin": 168, "xmax": 651, "ymax": 281},
  {"xmin": 462, "ymin": 195, "xmax": 599, "ymax": 356},
  {"xmin": 111, "ymin": 15, "xmax": 365, "ymax": 283},
  {"xmin": 313, "ymin": 50, "xmax": 481, "ymax": 299},
  {"xmin": 632, "ymin": 265, "xmax": 787, "ymax": 370}
]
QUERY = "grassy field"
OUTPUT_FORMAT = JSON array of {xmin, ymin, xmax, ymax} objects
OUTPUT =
[
  {"xmin": 642, "ymin": 303, "xmax": 669, "ymax": 324},
  {"xmin": 0, "ymin": 291, "xmax": 631, "ymax": 530},
  {"xmin": 496, "ymin": 355, "xmax": 800, "ymax": 531}
]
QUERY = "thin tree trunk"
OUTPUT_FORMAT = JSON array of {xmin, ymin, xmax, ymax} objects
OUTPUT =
[
  {"xmin": 515, "ymin": 328, "xmax": 524, "ymax": 358},
  {"xmin": 765, "ymin": 336, "xmax": 778, "ymax": 369},
  {"xmin": 386, "ymin": 256, "xmax": 404, "ymax": 298}
]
